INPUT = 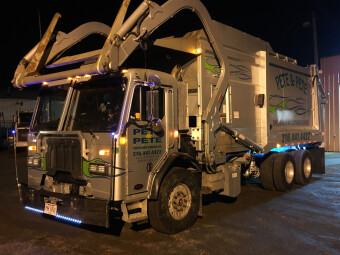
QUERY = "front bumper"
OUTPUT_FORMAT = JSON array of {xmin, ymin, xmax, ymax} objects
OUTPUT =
[{"xmin": 20, "ymin": 185, "xmax": 109, "ymax": 227}]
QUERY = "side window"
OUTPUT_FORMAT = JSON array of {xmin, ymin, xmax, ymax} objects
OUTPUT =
[
  {"xmin": 129, "ymin": 86, "xmax": 164, "ymax": 121},
  {"xmin": 130, "ymin": 87, "xmax": 143, "ymax": 121}
]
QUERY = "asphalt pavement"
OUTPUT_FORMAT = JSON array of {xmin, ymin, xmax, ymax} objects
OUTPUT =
[{"xmin": 0, "ymin": 150, "xmax": 339, "ymax": 255}]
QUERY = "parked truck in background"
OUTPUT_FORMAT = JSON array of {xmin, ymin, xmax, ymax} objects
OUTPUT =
[
  {"xmin": 8, "ymin": 111, "xmax": 33, "ymax": 150},
  {"xmin": 12, "ymin": 0, "xmax": 325, "ymax": 234}
]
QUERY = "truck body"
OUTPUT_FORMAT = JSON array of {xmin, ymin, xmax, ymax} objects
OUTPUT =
[{"xmin": 12, "ymin": 0, "xmax": 325, "ymax": 234}]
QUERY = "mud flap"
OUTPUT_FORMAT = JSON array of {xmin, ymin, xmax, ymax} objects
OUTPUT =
[{"xmin": 307, "ymin": 147, "xmax": 325, "ymax": 174}]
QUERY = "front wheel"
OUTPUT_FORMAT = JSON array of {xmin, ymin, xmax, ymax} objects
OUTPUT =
[{"xmin": 148, "ymin": 167, "xmax": 200, "ymax": 234}]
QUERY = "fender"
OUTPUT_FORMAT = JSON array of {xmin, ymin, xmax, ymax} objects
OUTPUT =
[{"xmin": 149, "ymin": 152, "xmax": 201, "ymax": 200}]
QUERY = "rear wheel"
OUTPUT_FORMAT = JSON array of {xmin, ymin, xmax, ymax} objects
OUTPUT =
[
  {"xmin": 260, "ymin": 153, "xmax": 277, "ymax": 191},
  {"xmin": 273, "ymin": 152, "xmax": 295, "ymax": 191},
  {"xmin": 148, "ymin": 167, "xmax": 200, "ymax": 234},
  {"xmin": 294, "ymin": 149, "xmax": 312, "ymax": 184}
]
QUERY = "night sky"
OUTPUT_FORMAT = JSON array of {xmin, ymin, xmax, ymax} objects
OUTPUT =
[{"xmin": 2, "ymin": 0, "xmax": 340, "ymax": 90}]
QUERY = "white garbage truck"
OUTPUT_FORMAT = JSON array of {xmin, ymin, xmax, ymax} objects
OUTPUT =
[
  {"xmin": 8, "ymin": 111, "xmax": 33, "ymax": 150},
  {"xmin": 12, "ymin": 0, "xmax": 325, "ymax": 234}
]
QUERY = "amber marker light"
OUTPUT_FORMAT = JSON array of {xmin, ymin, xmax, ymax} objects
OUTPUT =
[
  {"xmin": 120, "ymin": 137, "xmax": 127, "ymax": 145},
  {"xmin": 194, "ymin": 48, "xmax": 202, "ymax": 55},
  {"xmin": 99, "ymin": 149, "xmax": 110, "ymax": 156},
  {"xmin": 28, "ymin": 145, "xmax": 36, "ymax": 151}
]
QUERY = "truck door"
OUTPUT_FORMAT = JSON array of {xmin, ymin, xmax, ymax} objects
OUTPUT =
[{"xmin": 125, "ymin": 85, "xmax": 169, "ymax": 195}]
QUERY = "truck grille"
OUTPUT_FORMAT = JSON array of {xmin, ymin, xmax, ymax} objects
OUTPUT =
[{"xmin": 46, "ymin": 138, "xmax": 82, "ymax": 179}]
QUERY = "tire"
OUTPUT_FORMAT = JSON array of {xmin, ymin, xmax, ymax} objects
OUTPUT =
[
  {"xmin": 260, "ymin": 153, "xmax": 277, "ymax": 191},
  {"xmin": 148, "ymin": 167, "xmax": 200, "ymax": 234},
  {"xmin": 294, "ymin": 149, "xmax": 312, "ymax": 185},
  {"xmin": 273, "ymin": 152, "xmax": 295, "ymax": 192}
]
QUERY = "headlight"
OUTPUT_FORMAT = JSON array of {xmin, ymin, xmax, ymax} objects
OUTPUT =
[
  {"xmin": 89, "ymin": 163, "xmax": 108, "ymax": 176},
  {"xmin": 27, "ymin": 157, "xmax": 33, "ymax": 165},
  {"xmin": 33, "ymin": 157, "xmax": 41, "ymax": 166},
  {"xmin": 27, "ymin": 156, "xmax": 41, "ymax": 167}
]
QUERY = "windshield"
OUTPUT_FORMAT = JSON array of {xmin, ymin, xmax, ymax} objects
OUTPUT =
[
  {"xmin": 31, "ymin": 86, "xmax": 68, "ymax": 131},
  {"xmin": 65, "ymin": 76, "xmax": 125, "ymax": 133}
]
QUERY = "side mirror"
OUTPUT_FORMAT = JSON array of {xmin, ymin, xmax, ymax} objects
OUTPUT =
[
  {"xmin": 148, "ymin": 74, "xmax": 161, "ymax": 89},
  {"xmin": 150, "ymin": 118, "xmax": 164, "ymax": 136}
]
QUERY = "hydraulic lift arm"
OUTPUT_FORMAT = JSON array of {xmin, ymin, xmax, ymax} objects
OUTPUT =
[
  {"xmin": 97, "ymin": 0, "xmax": 223, "ymax": 72},
  {"xmin": 12, "ymin": 21, "xmax": 110, "ymax": 88},
  {"xmin": 12, "ymin": 0, "xmax": 225, "ymax": 91}
]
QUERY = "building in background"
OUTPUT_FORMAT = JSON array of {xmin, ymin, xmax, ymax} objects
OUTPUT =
[
  {"xmin": 0, "ymin": 88, "xmax": 37, "ymax": 149},
  {"xmin": 320, "ymin": 55, "xmax": 340, "ymax": 151}
]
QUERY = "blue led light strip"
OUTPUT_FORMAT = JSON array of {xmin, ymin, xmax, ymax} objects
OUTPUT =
[
  {"xmin": 55, "ymin": 214, "xmax": 82, "ymax": 224},
  {"xmin": 25, "ymin": 206, "xmax": 44, "ymax": 214},
  {"xmin": 270, "ymin": 145, "xmax": 298, "ymax": 153},
  {"xmin": 24, "ymin": 206, "xmax": 82, "ymax": 224}
]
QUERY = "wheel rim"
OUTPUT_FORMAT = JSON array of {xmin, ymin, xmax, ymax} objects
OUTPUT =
[
  {"xmin": 285, "ymin": 161, "xmax": 294, "ymax": 184},
  {"xmin": 168, "ymin": 183, "xmax": 192, "ymax": 220},
  {"xmin": 303, "ymin": 157, "xmax": 312, "ymax": 178}
]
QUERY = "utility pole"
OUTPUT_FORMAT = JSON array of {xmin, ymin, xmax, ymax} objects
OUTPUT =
[{"xmin": 312, "ymin": 11, "xmax": 319, "ymax": 67}]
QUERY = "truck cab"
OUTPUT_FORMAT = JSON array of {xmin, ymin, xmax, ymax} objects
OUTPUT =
[{"xmin": 23, "ymin": 67, "xmax": 196, "ymax": 230}]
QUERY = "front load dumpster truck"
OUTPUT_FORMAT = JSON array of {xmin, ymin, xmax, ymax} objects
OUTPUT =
[
  {"xmin": 8, "ymin": 111, "xmax": 33, "ymax": 150},
  {"xmin": 12, "ymin": 0, "xmax": 325, "ymax": 234}
]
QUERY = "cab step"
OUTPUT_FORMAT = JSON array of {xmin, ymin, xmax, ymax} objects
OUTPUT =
[{"xmin": 121, "ymin": 200, "xmax": 148, "ymax": 223}]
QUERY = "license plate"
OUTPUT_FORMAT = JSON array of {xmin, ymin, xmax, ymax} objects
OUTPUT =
[{"xmin": 44, "ymin": 203, "xmax": 57, "ymax": 216}]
